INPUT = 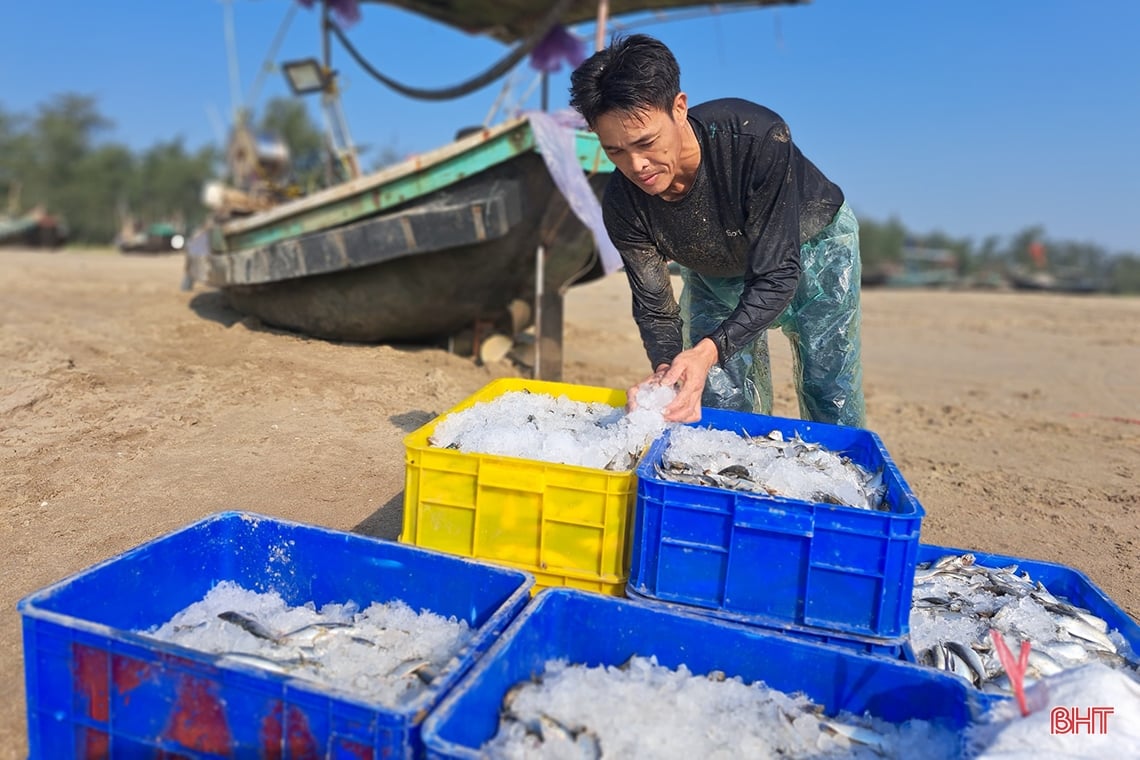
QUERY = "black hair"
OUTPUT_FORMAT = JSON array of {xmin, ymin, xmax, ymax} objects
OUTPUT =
[{"xmin": 568, "ymin": 34, "xmax": 681, "ymax": 127}]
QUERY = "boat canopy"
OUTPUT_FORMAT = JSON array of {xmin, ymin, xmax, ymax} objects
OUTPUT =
[{"xmin": 357, "ymin": 0, "xmax": 806, "ymax": 42}]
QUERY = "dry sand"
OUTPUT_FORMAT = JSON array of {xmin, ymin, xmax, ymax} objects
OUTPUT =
[{"xmin": 1, "ymin": 247, "xmax": 1137, "ymax": 755}]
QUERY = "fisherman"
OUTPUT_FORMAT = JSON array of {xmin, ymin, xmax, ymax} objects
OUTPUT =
[{"xmin": 569, "ymin": 34, "xmax": 865, "ymax": 427}]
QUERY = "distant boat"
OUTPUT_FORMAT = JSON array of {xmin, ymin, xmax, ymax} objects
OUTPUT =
[
  {"xmin": 119, "ymin": 222, "xmax": 186, "ymax": 254},
  {"xmin": 862, "ymin": 246, "xmax": 960, "ymax": 289},
  {"xmin": 1006, "ymin": 266, "xmax": 1102, "ymax": 294},
  {"xmin": 0, "ymin": 208, "xmax": 67, "ymax": 249}
]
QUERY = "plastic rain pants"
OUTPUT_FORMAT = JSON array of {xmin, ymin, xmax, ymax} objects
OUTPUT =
[{"xmin": 680, "ymin": 202, "xmax": 866, "ymax": 428}]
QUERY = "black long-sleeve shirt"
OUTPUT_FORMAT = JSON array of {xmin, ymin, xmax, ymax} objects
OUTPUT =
[{"xmin": 602, "ymin": 98, "xmax": 844, "ymax": 369}]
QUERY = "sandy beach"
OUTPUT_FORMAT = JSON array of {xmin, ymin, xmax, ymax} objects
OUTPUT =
[{"xmin": 1, "ymin": 247, "xmax": 1137, "ymax": 755}]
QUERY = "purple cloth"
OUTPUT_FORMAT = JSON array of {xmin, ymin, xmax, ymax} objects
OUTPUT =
[
  {"xmin": 529, "ymin": 25, "xmax": 586, "ymax": 74},
  {"xmin": 527, "ymin": 110, "xmax": 622, "ymax": 276},
  {"xmin": 296, "ymin": 0, "xmax": 361, "ymax": 26}
]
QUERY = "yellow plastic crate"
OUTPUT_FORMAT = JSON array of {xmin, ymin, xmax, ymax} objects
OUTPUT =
[{"xmin": 400, "ymin": 378, "xmax": 636, "ymax": 596}]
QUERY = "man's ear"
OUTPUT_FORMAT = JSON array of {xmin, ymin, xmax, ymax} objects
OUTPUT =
[{"xmin": 672, "ymin": 92, "xmax": 688, "ymax": 121}]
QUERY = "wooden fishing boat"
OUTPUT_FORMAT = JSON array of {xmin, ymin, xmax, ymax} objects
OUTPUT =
[{"xmin": 189, "ymin": 116, "xmax": 613, "ymax": 347}]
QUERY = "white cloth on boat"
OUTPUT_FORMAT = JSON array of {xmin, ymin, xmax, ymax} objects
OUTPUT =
[{"xmin": 526, "ymin": 109, "xmax": 622, "ymax": 275}]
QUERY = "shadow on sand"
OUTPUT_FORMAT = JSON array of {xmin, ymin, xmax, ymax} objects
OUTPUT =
[
  {"xmin": 389, "ymin": 410, "xmax": 435, "ymax": 433},
  {"xmin": 188, "ymin": 291, "xmax": 243, "ymax": 328},
  {"xmin": 352, "ymin": 491, "xmax": 404, "ymax": 541}
]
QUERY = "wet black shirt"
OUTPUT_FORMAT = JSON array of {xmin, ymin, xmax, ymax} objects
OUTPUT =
[{"xmin": 602, "ymin": 98, "xmax": 845, "ymax": 369}]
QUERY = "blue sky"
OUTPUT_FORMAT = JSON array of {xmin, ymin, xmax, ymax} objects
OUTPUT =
[{"xmin": 2, "ymin": 1, "xmax": 1137, "ymax": 253}]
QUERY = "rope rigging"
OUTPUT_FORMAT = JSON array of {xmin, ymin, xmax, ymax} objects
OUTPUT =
[{"xmin": 328, "ymin": 0, "xmax": 574, "ymax": 101}]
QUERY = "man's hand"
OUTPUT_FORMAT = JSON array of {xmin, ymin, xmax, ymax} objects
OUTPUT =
[{"xmin": 660, "ymin": 339, "xmax": 719, "ymax": 422}]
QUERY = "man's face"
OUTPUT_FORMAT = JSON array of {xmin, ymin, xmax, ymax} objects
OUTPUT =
[{"xmin": 594, "ymin": 93, "xmax": 690, "ymax": 198}]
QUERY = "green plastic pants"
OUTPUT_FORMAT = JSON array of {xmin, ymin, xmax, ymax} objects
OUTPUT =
[{"xmin": 680, "ymin": 202, "xmax": 866, "ymax": 428}]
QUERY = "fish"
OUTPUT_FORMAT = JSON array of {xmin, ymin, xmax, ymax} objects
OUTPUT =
[
  {"xmin": 913, "ymin": 595, "xmax": 954, "ymax": 609},
  {"xmin": 218, "ymin": 651, "xmax": 308, "ymax": 675},
  {"xmin": 277, "ymin": 621, "xmax": 352, "ymax": 647},
  {"xmin": 605, "ymin": 450, "xmax": 637, "ymax": 471},
  {"xmin": 818, "ymin": 718, "xmax": 890, "ymax": 754},
  {"xmin": 388, "ymin": 658, "xmax": 440, "ymax": 684},
  {"xmin": 537, "ymin": 713, "xmax": 577, "ymax": 743},
  {"xmin": 1057, "ymin": 615, "xmax": 1118, "ymax": 653},
  {"xmin": 944, "ymin": 640, "xmax": 988, "ymax": 686},
  {"xmin": 1026, "ymin": 648, "xmax": 1065, "ymax": 676},
  {"xmin": 1037, "ymin": 640, "xmax": 1092, "ymax": 664},
  {"xmin": 508, "ymin": 711, "xmax": 601, "ymax": 759},
  {"xmin": 1037, "ymin": 594, "xmax": 1111, "ymax": 634},
  {"xmin": 217, "ymin": 611, "xmax": 279, "ymax": 641},
  {"xmin": 717, "ymin": 464, "xmax": 750, "ymax": 479},
  {"xmin": 941, "ymin": 645, "xmax": 979, "ymax": 686},
  {"xmin": 655, "ymin": 462, "xmax": 718, "ymax": 487},
  {"xmin": 930, "ymin": 644, "xmax": 946, "ymax": 671},
  {"xmin": 172, "ymin": 621, "xmax": 207, "ymax": 634}
]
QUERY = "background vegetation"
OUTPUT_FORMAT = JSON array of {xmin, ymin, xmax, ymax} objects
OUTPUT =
[{"xmin": 2, "ymin": 92, "xmax": 1138, "ymax": 293}]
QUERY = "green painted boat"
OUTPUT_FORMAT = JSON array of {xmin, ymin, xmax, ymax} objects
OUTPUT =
[{"xmin": 187, "ymin": 117, "xmax": 615, "ymax": 351}]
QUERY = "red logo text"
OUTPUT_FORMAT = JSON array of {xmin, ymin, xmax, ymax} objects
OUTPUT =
[{"xmin": 1050, "ymin": 706, "xmax": 1114, "ymax": 735}]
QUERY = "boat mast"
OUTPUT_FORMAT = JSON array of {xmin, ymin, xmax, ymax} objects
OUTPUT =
[
  {"xmin": 595, "ymin": 0, "xmax": 610, "ymax": 50},
  {"xmin": 320, "ymin": 1, "xmax": 362, "ymax": 180}
]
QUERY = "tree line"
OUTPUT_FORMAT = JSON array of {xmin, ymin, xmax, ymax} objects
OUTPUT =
[
  {"xmin": 2, "ymin": 93, "xmax": 1138, "ymax": 293},
  {"xmin": 859, "ymin": 217, "xmax": 1140, "ymax": 294},
  {"xmin": 0, "ymin": 93, "xmax": 327, "ymax": 245}
]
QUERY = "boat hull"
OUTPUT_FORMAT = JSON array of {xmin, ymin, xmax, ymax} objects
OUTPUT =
[{"xmin": 214, "ymin": 153, "xmax": 608, "ymax": 342}]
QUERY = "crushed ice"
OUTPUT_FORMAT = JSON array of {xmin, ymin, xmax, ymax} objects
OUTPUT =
[
  {"xmin": 142, "ymin": 581, "xmax": 473, "ymax": 707},
  {"xmin": 428, "ymin": 384, "xmax": 676, "ymax": 471},
  {"xmin": 966, "ymin": 663, "xmax": 1140, "ymax": 756},
  {"xmin": 482, "ymin": 655, "xmax": 958, "ymax": 759}
]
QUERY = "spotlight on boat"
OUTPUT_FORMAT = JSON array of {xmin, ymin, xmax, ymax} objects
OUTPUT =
[{"xmin": 282, "ymin": 58, "xmax": 330, "ymax": 95}]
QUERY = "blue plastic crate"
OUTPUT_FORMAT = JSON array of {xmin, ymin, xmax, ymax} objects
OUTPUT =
[
  {"xmin": 917, "ymin": 543, "xmax": 1140, "ymax": 665},
  {"xmin": 421, "ymin": 588, "xmax": 986, "ymax": 759},
  {"xmin": 630, "ymin": 408, "xmax": 925, "ymax": 639},
  {"xmin": 624, "ymin": 585, "xmax": 915, "ymax": 661},
  {"xmin": 16, "ymin": 511, "xmax": 534, "ymax": 760}
]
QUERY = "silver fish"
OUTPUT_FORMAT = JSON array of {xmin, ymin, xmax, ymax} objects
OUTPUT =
[
  {"xmin": 388, "ymin": 658, "xmax": 440, "ymax": 684},
  {"xmin": 217, "ymin": 611, "xmax": 278, "ymax": 641},
  {"xmin": 819, "ymin": 718, "xmax": 890, "ymax": 754},
  {"xmin": 277, "ymin": 621, "xmax": 353, "ymax": 647},
  {"xmin": 218, "ymin": 651, "xmax": 307, "ymax": 675},
  {"xmin": 1057, "ymin": 615, "xmax": 1117, "ymax": 653},
  {"xmin": 534, "ymin": 714, "xmax": 602, "ymax": 759},
  {"xmin": 942, "ymin": 646, "xmax": 979, "ymax": 686},
  {"xmin": 717, "ymin": 464, "xmax": 750, "ymax": 479},
  {"xmin": 1026, "ymin": 648, "xmax": 1065, "ymax": 676},
  {"xmin": 945, "ymin": 641, "xmax": 987, "ymax": 685},
  {"xmin": 1037, "ymin": 640, "xmax": 1092, "ymax": 664},
  {"xmin": 605, "ymin": 450, "xmax": 636, "ymax": 471}
]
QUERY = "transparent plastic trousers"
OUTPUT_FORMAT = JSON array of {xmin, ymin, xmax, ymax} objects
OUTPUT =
[{"xmin": 680, "ymin": 202, "xmax": 866, "ymax": 427}]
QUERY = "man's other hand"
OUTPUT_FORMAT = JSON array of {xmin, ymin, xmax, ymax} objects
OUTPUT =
[{"xmin": 660, "ymin": 339, "xmax": 718, "ymax": 422}]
